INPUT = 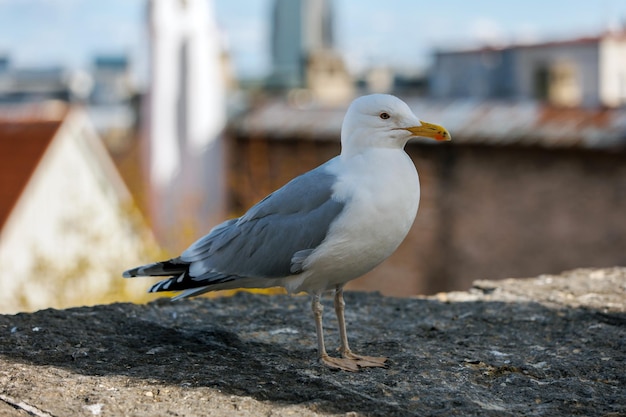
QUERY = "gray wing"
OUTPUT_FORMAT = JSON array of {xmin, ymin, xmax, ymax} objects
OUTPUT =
[{"xmin": 180, "ymin": 161, "xmax": 345, "ymax": 281}]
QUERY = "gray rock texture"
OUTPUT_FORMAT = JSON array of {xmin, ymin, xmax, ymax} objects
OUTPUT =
[{"xmin": 1, "ymin": 267, "xmax": 624, "ymax": 416}]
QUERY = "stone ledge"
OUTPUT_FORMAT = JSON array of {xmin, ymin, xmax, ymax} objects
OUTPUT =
[
  {"xmin": 1, "ymin": 268, "xmax": 625, "ymax": 417},
  {"xmin": 430, "ymin": 267, "xmax": 626, "ymax": 312}
]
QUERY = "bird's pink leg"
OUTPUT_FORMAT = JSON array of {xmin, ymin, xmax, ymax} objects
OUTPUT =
[
  {"xmin": 334, "ymin": 285, "xmax": 387, "ymax": 368},
  {"xmin": 311, "ymin": 293, "xmax": 359, "ymax": 372}
]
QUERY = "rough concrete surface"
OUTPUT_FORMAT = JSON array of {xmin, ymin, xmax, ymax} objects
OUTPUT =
[{"xmin": 0, "ymin": 267, "xmax": 624, "ymax": 417}]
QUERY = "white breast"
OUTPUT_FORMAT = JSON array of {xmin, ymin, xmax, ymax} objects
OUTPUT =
[{"xmin": 293, "ymin": 148, "xmax": 420, "ymax": 293}]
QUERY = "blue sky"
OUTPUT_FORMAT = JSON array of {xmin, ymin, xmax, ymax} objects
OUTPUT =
[{"xmin": 0, "ymin": 0, "xmax": 625, "ymax": 82}]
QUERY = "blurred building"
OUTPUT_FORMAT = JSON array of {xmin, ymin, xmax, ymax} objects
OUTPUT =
[
  {"xmin": 0, "ymin": 56, "xmax": 8, "ymax": 72},
  {"xmin": 431, "ymin": 31, "xmax": 626, "ymax": 108},
  {"xmin": 227, "ymin": 98, "xmax": 626, "ymax": 295},
  {"xmin": 143, "ymin": 0, "xmax": 227, "ymax": 251},
  {"xmin": 0, "ymin": 102, "xmax": 157, "ymax": 313},
  {"xmin": 0, "ymin": 54, "xmax": 138, "ymax": 154},
  {"xmin": 87, "ymin": 55, "xmax": 138, "ymax": 155},
  {"xmin": 268, "ymin": 0, "xmax": 353, "ymax": 105},
  {"xmin": 0, "ymin": 57, "xmax": 90, "ymax": 104},
  {"xmin": 90, "ymin": 55, "xmax": 133, "ymax": 105}
]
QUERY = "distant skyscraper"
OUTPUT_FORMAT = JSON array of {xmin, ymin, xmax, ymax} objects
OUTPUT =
[
  {"xmin": 269, "ymin": 0, "xmax": 335, "ymax": 89},
  {"xmin": 269, "ymin": 0, "xmax": 353, "ymax": 104}
]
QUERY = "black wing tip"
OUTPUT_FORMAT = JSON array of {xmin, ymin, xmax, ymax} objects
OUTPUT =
[
  {"xmin": 147, "ymin": 275, "xmax": 194, "ymax": 294},
  {"xmin": 148, "ymin": 280, "xmax": 167, "ymax": 293},
  {"xmin": 148, "ymin": 273, "xmax": 239, "ymax": 295},
  {"xmin": 122, "ymin": 268, "xmax": 137, "ymax": 278},
  {"xmin": 121, "ymin": 260, "xmax": 189, "ymax": 279}
]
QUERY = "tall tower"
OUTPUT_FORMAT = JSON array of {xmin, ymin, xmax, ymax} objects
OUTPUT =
[
  {"xmin": 268, "ymin": 0, "xmax": 352, "ymax": 104},
  {"xmin": 269, "ymin": 0, "xmax": 306, "ymax": 89},
  {"xmin": 144, "ymin": 0, "xmax": 227, "ymax": 250}
]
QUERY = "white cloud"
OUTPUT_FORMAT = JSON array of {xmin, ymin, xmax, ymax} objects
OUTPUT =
[
  {"xmin": 468, "ymin": 17, "xmax": 506, "ymax": 46},
  {"xmin": 513, "ymin": 23, "xmax": 540, "ymax": 45}
]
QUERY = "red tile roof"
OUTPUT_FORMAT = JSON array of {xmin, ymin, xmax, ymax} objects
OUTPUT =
[{"xmin": 0, "ymin": 118, "xmax": 63, "ymax": 230}]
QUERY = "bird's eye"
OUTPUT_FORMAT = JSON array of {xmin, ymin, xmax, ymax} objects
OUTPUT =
[{"xmin": 379, "ymin": 112, "xmax": 390, "ymax": 120}]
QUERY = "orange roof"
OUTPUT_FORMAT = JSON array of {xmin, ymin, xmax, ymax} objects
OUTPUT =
[{"xmin": 0, "ymin": 118, "xmax": 63, "ymax": 230}]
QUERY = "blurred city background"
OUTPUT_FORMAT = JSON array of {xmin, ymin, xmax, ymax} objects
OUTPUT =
[{"xmin": 1, "ymin": 0, "xmax": 625, "ymax": 313}]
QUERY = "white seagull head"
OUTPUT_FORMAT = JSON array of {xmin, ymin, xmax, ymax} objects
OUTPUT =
[{"xmin": 340, "ymin": 94, "xmax": 451, "ymax": 156}]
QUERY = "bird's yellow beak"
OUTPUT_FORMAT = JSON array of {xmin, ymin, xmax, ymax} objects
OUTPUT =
[{"xmin": 405, "ymin": 121, "xmax": 451, "ymax": 141}]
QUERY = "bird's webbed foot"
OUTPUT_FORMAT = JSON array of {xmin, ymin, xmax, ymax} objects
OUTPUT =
[
  {"xmin": 320, "ymin": 354, "xmax": 361, "ymax": 372},
  {"xmin": 319, "ymin": 351, "xmax": 388, "ymax": 372},
  {"xmin": 342, "ymin": 350, "xmax": 388, "ymax": 368}
]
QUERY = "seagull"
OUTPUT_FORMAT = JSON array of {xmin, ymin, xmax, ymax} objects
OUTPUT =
[{"xmin": 123, "ymin": 94, "xmax": 451, "ymax": 372}]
